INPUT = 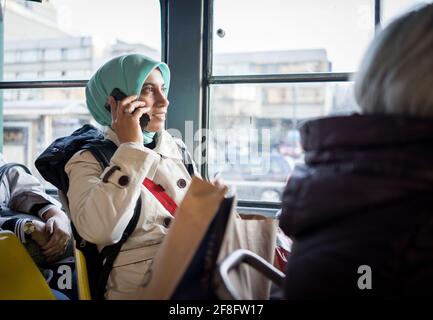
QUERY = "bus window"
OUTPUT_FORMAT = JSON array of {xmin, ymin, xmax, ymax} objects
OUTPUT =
[
  {"xmin": 206, "ymin": 0, "xmax": 366, "ymax": 203},
  {"xmin": 207, "ymin": 82, "xmax": 358, "ymax": 202},
  {"xmin": 1, "ymin": 0, "xmax": 161, "ymax": 176},
  {"xmin": 1, "ymin": 87, "xmax": 93, "ymax": 188},
  {"xmin": 213, "ymin": 0, "xmax": 375, "ymax": 75}
]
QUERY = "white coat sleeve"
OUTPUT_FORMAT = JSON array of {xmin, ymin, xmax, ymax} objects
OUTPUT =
[
  {"xmin": 6, "ymin": 166, "xmax": 62, "ymax": 216},
  {"xmin": 65, "ymin": 142, "xmax": 160, "ymax": 246}
]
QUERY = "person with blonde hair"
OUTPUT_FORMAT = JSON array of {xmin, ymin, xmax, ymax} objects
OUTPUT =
[{"xmin": 279, "ymin": 3, "xmax": 433, "ymax": 299}]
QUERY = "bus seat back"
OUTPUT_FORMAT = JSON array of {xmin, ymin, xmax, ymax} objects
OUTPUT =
[{"xmin": 0, "ymin": 230, "xmax": 55, "ymax": 300}]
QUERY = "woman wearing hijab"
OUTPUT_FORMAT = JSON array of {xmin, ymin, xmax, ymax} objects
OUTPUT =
[{"xmin": 65, "ymin": 54, "xmax": 198, "ymax": 299}]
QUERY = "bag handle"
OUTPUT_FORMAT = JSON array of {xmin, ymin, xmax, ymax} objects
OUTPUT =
[
  {"xmin": 85, "ymin": 142, "xmax": 142, "ymax": 300},
  {"xmin": 96, "ymin": 196, "xmax": 142, "ymax": 300}
]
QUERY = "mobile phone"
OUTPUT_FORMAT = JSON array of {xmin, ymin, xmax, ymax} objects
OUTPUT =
[{"xmin": 105, "ymin": 88, "xmax": 150, "ymax": 128}]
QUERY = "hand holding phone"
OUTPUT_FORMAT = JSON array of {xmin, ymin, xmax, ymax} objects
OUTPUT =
[
  {"xmin": 105, "ymin": 88, "xmax": 150, "ymax": 128},
  {"xmin": 106, "ymin": 88, "xmax": 150, "ymax": 145}
]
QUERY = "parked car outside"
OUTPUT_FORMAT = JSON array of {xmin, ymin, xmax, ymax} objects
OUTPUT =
[{"xmin": 216, "ymin": 154, "xmax": 297, "ymax": 202}]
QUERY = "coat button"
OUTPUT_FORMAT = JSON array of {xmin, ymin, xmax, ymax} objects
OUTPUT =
[
  {"xmin": 118, "ymin": 175, "xmax": 130, "ymax": 186},
  {"xmin": 163, "ymin": 217, "xmax": 172, "ymax": 228},
  {"xmin": 176, "ymin": 178, "xmax": 187, "ymax": 189}
]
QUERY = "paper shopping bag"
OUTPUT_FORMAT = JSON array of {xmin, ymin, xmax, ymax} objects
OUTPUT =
[
  {"xmin": 214, "ymin": 214, "xmax": 278, "ymax": 300},
  {"xmin": 137, "ymin": 176, "xmax": 277, "ymax": 300},
  {"xmin": 137, "ymin": 176, "xmax": 228, "ymax": 299},
  {"xmin": 170, "ymin": 195, "xmax": 236, "ymax": 299}
]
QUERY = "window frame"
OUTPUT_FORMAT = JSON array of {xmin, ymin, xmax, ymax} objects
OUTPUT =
[
  {"xmin": 202, "ymin": 0, "xmax": 383, "ymax": 208},
  {"xmin": 0, "ymin": 0, "xmax": 169, "ymax": 151}
]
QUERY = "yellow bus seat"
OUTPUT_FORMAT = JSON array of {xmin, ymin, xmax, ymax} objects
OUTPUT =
[
  {"xmin": 74, "ymin": 244, "xmax": 92, "ymax": 300},
  {"xmin": 0, "ymin": 230, "xmax": 55, "ymax": 300},
  {"xmin": 59, "ymin": 189, "xmax": 91, "ymax": 300}
]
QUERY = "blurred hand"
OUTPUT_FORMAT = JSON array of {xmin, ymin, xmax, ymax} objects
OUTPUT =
[
  {"xmin": 211, "ymin": 172, "xmax": 225, "ymax": 189},
  {"xmin": 211, "ymin": 172, "xmax": 235, "ymax": 197},
  {"xmin": 108, "ymin": 95, "xmax": 151, "ymax": 145}
]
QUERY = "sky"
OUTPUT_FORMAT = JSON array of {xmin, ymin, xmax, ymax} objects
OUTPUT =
[
  {"xmin": 213, "ymin": 0, "xmax": 432, "ymax": 71},
  {"xmin": 48, "ymin": 0, "xmax": 431, "ymax": 72},
  {"xmin": 50, "ymin": 0, "xmax": 162, "ymax": 49}
]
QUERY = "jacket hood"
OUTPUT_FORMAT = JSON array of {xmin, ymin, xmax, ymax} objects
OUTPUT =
[{"xmin": 85, "ymin": 53, "xmax": 170, "ymax": 126}]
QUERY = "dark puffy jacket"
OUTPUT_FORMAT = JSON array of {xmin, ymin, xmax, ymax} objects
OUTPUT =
[{"xmin": 280, "ymin": 114, "xmax": 433, "ymax": 299}]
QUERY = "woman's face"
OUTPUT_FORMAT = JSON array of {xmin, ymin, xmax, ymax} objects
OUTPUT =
[{"xmin": 139, "ymin": 68, "xmax": 169, "ymax": 132}]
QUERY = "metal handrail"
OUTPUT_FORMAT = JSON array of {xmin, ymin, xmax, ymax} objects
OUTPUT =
[
  {"xmin": 209, "ymin": 72, "xmax": 353, "ymax": 84},
  {"xmin": 217, "ymin": 249, "xmax": 285, "ymax": 300},
  {"xmin": 0, "ymin": 80, "xmax": 88, "ymax": 89}
]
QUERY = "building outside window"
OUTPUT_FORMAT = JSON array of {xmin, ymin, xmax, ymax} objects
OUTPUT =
[
  {"xmin": 205, "ymin": 0, "xmax": 432, "ymax": 203},
  {"xmin": 1, "ymin": 0, "xmax": 161, "ymax": 187}
]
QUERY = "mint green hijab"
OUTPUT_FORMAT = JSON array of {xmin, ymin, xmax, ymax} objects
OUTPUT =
[{"xmin": 85, "ymin": 54, "xmax": 170, "ymax": 143}]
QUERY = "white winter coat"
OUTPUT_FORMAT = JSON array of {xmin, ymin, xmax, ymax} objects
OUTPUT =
[{"xmin": 65, "ymin": 128, "xmax": 196, "ymax": 299}]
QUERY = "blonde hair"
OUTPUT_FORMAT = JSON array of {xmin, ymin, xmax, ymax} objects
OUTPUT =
[{"xmin": 354, "ymin": 3, "xmax": 433, "ymax": 117}]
